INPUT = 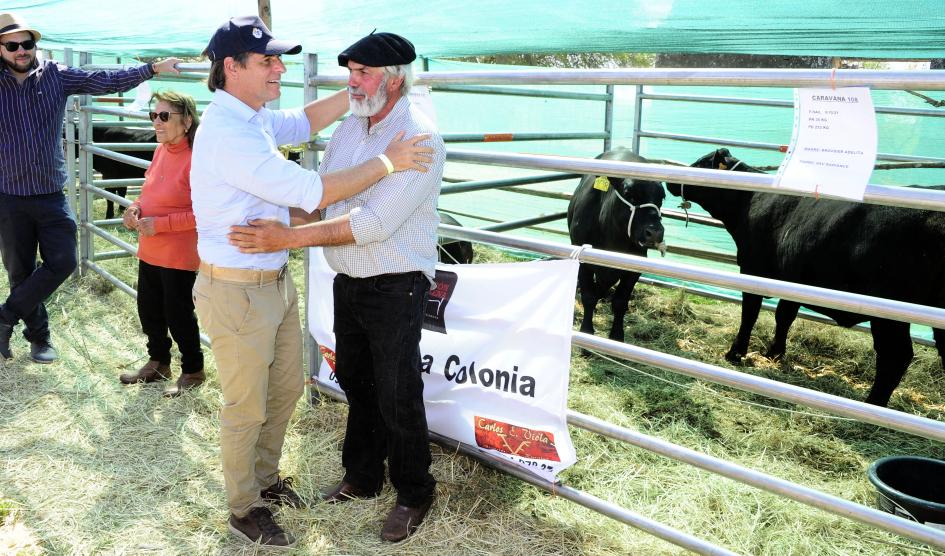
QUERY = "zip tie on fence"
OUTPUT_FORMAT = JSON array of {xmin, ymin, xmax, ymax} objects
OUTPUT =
[
  {"xmin": 586, "ymin": 349, "xmax": 858, "ymax": 421},
  {"xmin": 569, "ymin": 244, "xmax": 591, "ymax": 260}
]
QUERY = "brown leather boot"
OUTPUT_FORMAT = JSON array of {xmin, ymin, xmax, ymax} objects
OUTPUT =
[
  {"xmin": 381, "ymin": 497, "xmax": 434, "ymax": 542},
  {"xmin": 163, "ymin": 370, "xmax": 206, "ymax": 397},
  {"xmin": 119, "ymin": 360, "xmax": 171, "ymax": 384}
]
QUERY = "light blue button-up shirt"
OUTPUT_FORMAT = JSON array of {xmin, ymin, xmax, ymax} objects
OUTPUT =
[{"xmin": 191, "ymin": 89, "xmax": 323, "ymax": 270}]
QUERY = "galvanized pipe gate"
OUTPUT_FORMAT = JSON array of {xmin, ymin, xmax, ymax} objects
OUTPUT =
[{"xmin": 61, "ymin": 52, "xmax": 945, "ymax": 554}]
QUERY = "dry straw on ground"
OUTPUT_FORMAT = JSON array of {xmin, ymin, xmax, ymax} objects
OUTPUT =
[{"xmin": 1, "ymin": 220, "xmax": 944, "ymax": 554}]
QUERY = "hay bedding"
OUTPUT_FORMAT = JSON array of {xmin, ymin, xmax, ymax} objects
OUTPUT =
[{"xmin": 1, "ymin": 242, "xmax": 944, "ymax": 554}]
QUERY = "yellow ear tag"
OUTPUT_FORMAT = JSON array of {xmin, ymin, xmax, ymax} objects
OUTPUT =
[
  {"xmin": 593, "ymin": 176, "xmax": 610, "ymax": 191},
  {"xmin": 718, "ymin": 163, "xmax": 728, "ymax": 170}
]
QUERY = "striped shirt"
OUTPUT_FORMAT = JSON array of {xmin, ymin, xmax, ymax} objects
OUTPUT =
[
  {"xmin": 0, "ymin": 59, "xmax": 154, "ymax": 196},
  {"xmin": 320, "ymin": 96, "xmax": 445, "ymax": 280}
]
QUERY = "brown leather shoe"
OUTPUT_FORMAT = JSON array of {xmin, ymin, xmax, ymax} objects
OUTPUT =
[
  {"xmin": 228, "ymin": 506, "xmax": 296, "ymax": 549},
  {"xmin": 163, "ymin": 370, "xmax": 206, "ymax": 397},
  {"xmin": 321, "ymin": 481, "xmax": 382, "ymax": 504},
  {"xmin": 381, "ymin": 497, "xmax": 434, "ymax": 542},
  {"xmin": 119, "ymin": 360, "xmax": 171, "ymax": 384}
]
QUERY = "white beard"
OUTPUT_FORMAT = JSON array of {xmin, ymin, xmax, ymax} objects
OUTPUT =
[{"xmin": 349, "ymin": 75, "xmax": 389, "ymax": 117}]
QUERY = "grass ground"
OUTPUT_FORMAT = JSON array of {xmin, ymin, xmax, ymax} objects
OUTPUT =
[{"xmin": 1, "ymin": 200, "xmax": 944, "ymax": 554}]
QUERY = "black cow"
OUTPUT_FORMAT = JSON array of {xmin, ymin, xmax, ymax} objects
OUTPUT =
[
  {"xmin": 568, "ymin": 147, "xmax": 666, "ymax": 342},
  {"xmin": 666, "ymin": 148, "xmax": 945, "ymax": 406},
  {"xmin": 90, "ymin": 126, "xmax": 155, "ymax": 220},
  {"xmin": 437, "ymin": 212, "xmax": 474, "ymax": 264}
]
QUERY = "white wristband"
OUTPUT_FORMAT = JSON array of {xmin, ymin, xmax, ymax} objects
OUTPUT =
[{"xmin": 376, "ymin": 154, "xmax": 395, "ymax": 175}]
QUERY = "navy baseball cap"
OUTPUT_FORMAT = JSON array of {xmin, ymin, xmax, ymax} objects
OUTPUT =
[{"xmin": 205, "ymin": 15, "xmax": 301, "ymax": 62}]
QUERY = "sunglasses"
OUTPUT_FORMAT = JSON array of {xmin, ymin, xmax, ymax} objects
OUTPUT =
[
  {"xmin": 2, "ymin": 40, "xmax": 36, "ymax": 52},
  {"xmin": 148, "ymin": 111, "xmax": 182, "ymax": 122}
]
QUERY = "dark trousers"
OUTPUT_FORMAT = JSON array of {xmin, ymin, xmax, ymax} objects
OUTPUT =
[
  {"xmin": 0, "ymin": 192, "xmax": 78, "ymax": 342},
  {"xmin": 137, "ymin": 260, "xmax": 203, "ymax": 373},
  {"xmin": 333, "ymin": 271, "xmax": 436, "ymax": 507}
]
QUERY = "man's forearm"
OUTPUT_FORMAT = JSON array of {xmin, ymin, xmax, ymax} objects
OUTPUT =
[
  {"xmin": 318, "ymin": 159, "xmax": 387, "ymax": 209},
  {"xmin": 289, "ymin": 206, "xmax": 321, "ymax": 226},
  {"xmin": 288, "ymin": 214, "xmax": 355, "ymax": 248},
  {"xmin": 304, "ymin": 90, "xmax": 349, "ymax": 133}
]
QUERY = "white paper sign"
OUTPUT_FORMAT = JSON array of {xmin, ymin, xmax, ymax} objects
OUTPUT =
[
  {"xmin": 308, "ymin": 249, "xmax": 579, "ymax": 482},
  {"xmin": 775, "ymin": 87, "xmax": 878, "ymax": 200}
]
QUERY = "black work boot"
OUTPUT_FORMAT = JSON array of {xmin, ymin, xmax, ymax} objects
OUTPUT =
[
  {"xmin": 29, "ymin": 340, "xmax": 58, "ymax": 364},
  {"xmin": 228, "ymin": 507, "xmax": 296, "ymax": 549}
]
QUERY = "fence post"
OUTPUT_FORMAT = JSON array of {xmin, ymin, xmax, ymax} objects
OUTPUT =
[
  {"xmin": 63, "ymin": 48, "xmax": 80, "ymax": 279},
  {"xmin": 303, "ymin": 52, "xmax": 321, "ymax": 402},
  {"xmin": 603, "ymin": 84, "xmax": 614, "ymax": 152},
  {"xmin": 631, "ymin": 84, "xmax": 643, "ymax": 154},
  {"xmin": 77, "ymin": 51, "xmax": 94, "ymax": 276}
]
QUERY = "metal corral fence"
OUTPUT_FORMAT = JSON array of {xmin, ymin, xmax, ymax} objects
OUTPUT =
[{"xmin": 62, "ymin": 52, "xmax": 945, "ymax": 553}]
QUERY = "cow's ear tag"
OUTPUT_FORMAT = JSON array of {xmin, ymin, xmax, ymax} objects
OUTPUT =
[
  {"xmin": 593, "ymin": 176, "xmax": 610, "ymax": 191},
  {"xmin": 718, "ymin": 163, "xmax": 728, "ymax": 170}
]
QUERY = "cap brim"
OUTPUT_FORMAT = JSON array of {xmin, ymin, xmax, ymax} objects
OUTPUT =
[{"xmin": 262, "ymin": 39, "xmax": 302, "ymax": 56}]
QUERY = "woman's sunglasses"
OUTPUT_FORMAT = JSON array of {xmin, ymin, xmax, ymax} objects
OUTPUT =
[
  {"xmin": 148, "ymin": 111, "xmax": 182, "ymax": 122},
  {"xmin": 2, "ymin": 40, "xmax": 36, "ymax": 52}
]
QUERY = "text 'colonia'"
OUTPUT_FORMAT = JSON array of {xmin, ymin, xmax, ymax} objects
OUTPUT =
[{"xmin": 422, "ymin": 354, "xmax": 537, "ymax": 398}]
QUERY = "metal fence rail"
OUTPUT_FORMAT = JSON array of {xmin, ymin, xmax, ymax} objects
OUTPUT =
[
  {"xmin": 637, "ymin": 130, "xmax": 945, "ymax": 164},
  {"xmin": 639, "ymin": 91, "xmax": 945, "ymax": 118},
  {"xmin": 444, "ymin": 148, "xmax": 945, "ymax": 212},
  {"xmin": 309, "ymin": 68, "xmax": 945, "ymax": 90}
]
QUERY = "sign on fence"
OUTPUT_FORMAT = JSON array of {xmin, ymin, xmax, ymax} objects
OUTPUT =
[
  {"xmin": 776, "ymin": 87, "xmax": 878, "ymax": 200},
  {"xmin": 308, "ymin": 249, "xmax": 579, "ymax": 481}
]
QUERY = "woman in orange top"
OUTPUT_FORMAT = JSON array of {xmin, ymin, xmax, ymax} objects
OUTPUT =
[{"xmin": 119, "ymin": 90, "xmax": 203, "ymax": 397}]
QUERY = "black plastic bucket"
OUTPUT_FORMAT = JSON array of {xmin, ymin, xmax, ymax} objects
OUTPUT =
[{"xmin": 868, "ymin": 456, "xmax": 945, "ymax": 528}]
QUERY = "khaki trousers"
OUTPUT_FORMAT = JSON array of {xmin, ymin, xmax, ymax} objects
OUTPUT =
[{"xmin": 193, "ymin": 268, "xmax": 303, "ymax": 517}]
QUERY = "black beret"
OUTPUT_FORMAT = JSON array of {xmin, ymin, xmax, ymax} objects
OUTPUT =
[{"xmin": 338, "ymin": 32, "xmax": 416, "ymax": 67}]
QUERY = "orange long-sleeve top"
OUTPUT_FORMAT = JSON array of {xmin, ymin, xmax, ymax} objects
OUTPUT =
[{"xmin": 134, "ymin": 140, "xmax": 199, "ymax": 271}]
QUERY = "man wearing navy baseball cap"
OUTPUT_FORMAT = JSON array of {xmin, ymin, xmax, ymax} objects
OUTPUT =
[
  {"xmin": 191, "ymin": 17, "xmax": 433, "ymax": 549},
  {"xmin": 228, "ymin": 30, "xmax": 444, "ymax": 543}
]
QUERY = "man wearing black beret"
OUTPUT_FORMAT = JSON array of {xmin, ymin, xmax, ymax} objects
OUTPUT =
[{"xmin": 228, "ymin": 31, "xmax": 444, "ymax": 542}]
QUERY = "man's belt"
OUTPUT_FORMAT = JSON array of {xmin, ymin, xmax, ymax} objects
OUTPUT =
[{"xmin": 198, "ymin": 261, "xmax": 287, "ymax": 285}]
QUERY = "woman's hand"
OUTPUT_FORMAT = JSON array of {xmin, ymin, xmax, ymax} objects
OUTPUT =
[
  {"xmin": 123, "ymin": 205, "xmax": 140, "ymax": 230},
  {"xmin": 137, "ymin": 217, "xmax": 157, "ymax": 237}
]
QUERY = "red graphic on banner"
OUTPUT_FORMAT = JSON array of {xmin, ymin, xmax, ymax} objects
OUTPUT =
[
  {"xmin": 319, "ymin": 346, "xmax": 337, "ymax": 372},
  {"xmin": 474, "ymin": 416, "xmax": 561, "ymax": 462}
]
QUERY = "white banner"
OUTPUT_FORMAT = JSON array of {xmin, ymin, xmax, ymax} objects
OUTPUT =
[
  {"xmin": 776, "ymin": 87, "xmax": 878, "ymax": 201},
  {"xmin": 308, "ymin": 249, "xmax": 579, "ymax": 481}
]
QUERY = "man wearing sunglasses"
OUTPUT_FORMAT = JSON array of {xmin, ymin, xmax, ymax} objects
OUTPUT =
[{"xmin": 0, "ymin": 12, "xmax": 180, "ymax": 364}]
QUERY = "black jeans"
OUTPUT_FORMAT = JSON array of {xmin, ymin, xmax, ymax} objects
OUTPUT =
[
  {"xmin": 137, "ymin": 260, "xmax": 203, "ymax": 373},
  {"xmin": 0, "ymin": 191, "xmax": 78, "ymax": 342},
  {"xmin": 333, "ymin": 271, "xmax": 436, "ymax": 507}
]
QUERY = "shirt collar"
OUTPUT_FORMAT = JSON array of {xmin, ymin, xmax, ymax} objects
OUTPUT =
[
  {"xmin": 358, "ymin": 95, "xmax": 411, "ymax": 135},
  {"xmin": 211, "ymin": 89, "xmax": 263, "ymax": 123}
]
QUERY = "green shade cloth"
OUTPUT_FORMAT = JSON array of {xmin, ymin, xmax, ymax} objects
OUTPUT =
[{"xmin": 8, "ymin": 0, "xmax": 945, "ymax": 58}]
